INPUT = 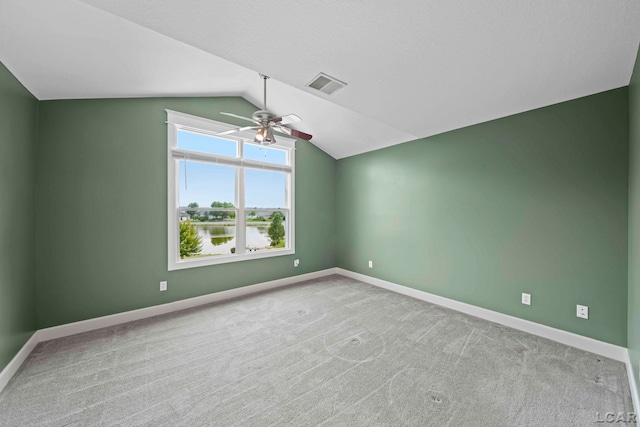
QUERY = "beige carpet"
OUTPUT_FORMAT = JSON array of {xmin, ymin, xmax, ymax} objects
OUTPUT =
[{"xmin": 0, "ymin": 275, "xmax": 634, "ymax": 426}]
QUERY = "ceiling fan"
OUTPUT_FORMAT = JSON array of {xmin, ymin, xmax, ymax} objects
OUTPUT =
[{"xmin": 218, "ymin": 74, "xmax": 312, "ymax": 145}]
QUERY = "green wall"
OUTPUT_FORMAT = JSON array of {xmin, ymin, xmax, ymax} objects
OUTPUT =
[
  {"xmin": 1, "ymin": 58, "xmax": 634, "ymax": 374},
  {"xmin": 35, "ymin": 97, "xmax": 336, "ymax": 328},
  {"xmin": 337, "ymin": 88, "xmax": 629, "ymax": 346},
  {"xmin": 629, "ymin": 44, "xmax": 640, "ymax": 388},
  {"xmin": 0, "ymin": 62, "xmax": 37, "ymax": 370}
]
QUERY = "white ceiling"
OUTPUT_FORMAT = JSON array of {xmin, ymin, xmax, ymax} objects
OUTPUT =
[{"xmin": 1, "ymin": 0, "xmax": 639, "ymax": 159}]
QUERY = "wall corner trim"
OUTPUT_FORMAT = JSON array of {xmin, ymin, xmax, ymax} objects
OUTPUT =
[
  {"xmin": 0, "ymin": 332, "xmax": 40, "ymax": 393},
  {"xmin": 626, "ymin": 351, "xmax": 640, "ymax": 416},
  {"xmin": 336, "ymin": 268, "xmax": 628, "ymax": 362}
]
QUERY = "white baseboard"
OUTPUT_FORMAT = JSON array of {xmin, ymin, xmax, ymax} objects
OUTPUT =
[
  {"xmin": 0, "ymin": 332, "xmax": 40, "ymax": 393},
  {"xmin": 38, "ymin": 268, "xmax": 338, "ymax": 342},
  {"xmin": 626, "ymin": 351, "xmax": 640, "ymax": 416},
  {"xmin": 336, "ymin": 268, "xmax": 628, "ymax": 362},
  {"xmin": 0, "ymin": 268, "xmax": 337, "ymax": 394},
  {"xmin": 2, "ymin": 266, "xmax": 635, "ymax": 408}
]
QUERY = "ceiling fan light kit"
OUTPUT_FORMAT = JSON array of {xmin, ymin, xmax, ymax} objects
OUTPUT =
[
  {"xmin": 219, "ymin": 74, "xmax": 313, "ymax": 146},
  {"xmin": 254, "ymin": 126, "xmax": 275, "ymax": 144}
]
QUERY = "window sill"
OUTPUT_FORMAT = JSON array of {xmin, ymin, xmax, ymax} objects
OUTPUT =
[{"xmin": 168, "ymin": 247, "xmax": 295, "ymax": 271}]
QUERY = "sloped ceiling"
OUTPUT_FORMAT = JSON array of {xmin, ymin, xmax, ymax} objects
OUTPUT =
[{"xmin": 1, "ymin": 0, "xmax": 639, "ymax": 158}]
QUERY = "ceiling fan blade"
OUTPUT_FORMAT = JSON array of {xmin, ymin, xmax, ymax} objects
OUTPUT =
[
  {"xmin": 271, "ymin": 114, "xmax": 302, "ymax": 126},
  {"xmin": 220, "ymin": 112, "xmax": 259, "ymax": 125},
  {"xmin": 217, "ymin": 125, "xmax": 259, "ymax": 136},
  {"xmin": 275, "ymin": 125, "xmax": 313, "ymax": 141}
]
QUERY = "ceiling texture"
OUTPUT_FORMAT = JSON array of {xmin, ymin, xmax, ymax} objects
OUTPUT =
[{"xmin": 1, "ymin": 0, "xmax": 639, "ymax": 159}]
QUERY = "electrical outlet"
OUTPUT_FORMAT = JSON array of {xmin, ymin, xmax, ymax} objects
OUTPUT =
[
  {"xmin": 577, "ymin": 304, "xmax": 588, "ymax": 319},
  {"xmin": 368, "ymin": 260, "xmax": 373, "ymax": 268},
  {"xmin": 160, "ymin": 281, "xmax": 167, "ymax": 292},
  {"xmin": 294, "ymin": 259, "xmax": 300, "ymax": 267},
  {"xmin": 521, "ymin": 293, "xmax": 531, "ymax": 305}
]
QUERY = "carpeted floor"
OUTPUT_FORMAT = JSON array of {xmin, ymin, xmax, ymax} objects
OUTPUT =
[{"xmin": 0, "ymin": 275, "xmax": 634, "ymax": 426}]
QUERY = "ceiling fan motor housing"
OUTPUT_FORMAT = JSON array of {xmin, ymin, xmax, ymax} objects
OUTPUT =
[{"xmin": 252, "ymin": 110, "xmax": 277, "ymax": 123}]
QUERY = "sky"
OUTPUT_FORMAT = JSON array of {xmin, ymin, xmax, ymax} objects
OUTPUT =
[{"xmin": 177, "ymin": 131, "xmax": 288, "ymax": 209}]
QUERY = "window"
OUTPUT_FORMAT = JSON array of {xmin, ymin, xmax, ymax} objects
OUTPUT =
[{"xmin": 166, "ymin": 110, "xmax": 295, "ymax": 270}]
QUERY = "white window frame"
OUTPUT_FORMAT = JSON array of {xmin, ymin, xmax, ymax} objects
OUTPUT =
[{"xmin": 166, "ymin": 110, "xmax": 296, "ymax": 271}]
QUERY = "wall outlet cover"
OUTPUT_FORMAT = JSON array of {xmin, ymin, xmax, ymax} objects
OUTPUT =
[
  {"xmin": 577, "ymin": 304, "xmax": 588, "ymax": 319},
  {"xmin": 368, "ymin": 260, "xmax": 373, "ymax": 268},
  {"xmin": 160, "ymin": 281, "xmax": 167, "ymax": 292},
  {"xmin": 521, "ymin": 293, "xmax": 531, "ymax": 305},
  {"xmin": 294, "ymin": 259, "xmax": 300, "ymax": 267}
]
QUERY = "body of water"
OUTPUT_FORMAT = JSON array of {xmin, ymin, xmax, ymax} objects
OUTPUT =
[{"xmin": 193, "ymin": 222, "xmax": 276, "ymax": 256}]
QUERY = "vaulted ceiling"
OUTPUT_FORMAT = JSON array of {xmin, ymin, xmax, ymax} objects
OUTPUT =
[{"xmin": 1, "ymin": 0, "xmax": 639, "ymax": 158}]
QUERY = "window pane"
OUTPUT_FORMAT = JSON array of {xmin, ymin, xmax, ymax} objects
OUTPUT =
[
  {"xmin": 246, "ymin": 211, "xmax": 288, "ymax": 252},
  {"xmin": 178, "ymin": 161, "xmax": 235, "ymax": 208},
  {"xmin": 178, "ymin": 130, "xmax": 237, "ymax": 157},
  {"xmin": 243, "ymin": 142, "xmax": 288, "ymax": 165},
  {"xmin": 245, "ymin": 169, "xmax": 286, "ymax": 208},
  {"xmin": 179, "ymin": 218, "xmax": 236, "ymax": 258}
]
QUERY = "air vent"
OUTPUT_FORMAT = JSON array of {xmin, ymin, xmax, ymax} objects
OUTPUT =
[{"xmin": 306, "ymin": 73, "xmax": 347, "ymax": 95}]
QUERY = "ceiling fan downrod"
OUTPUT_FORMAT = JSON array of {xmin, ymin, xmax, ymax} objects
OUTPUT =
[{"xmin": 260, "ymin": 74, "xmax": 269, "ymax": 111}]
